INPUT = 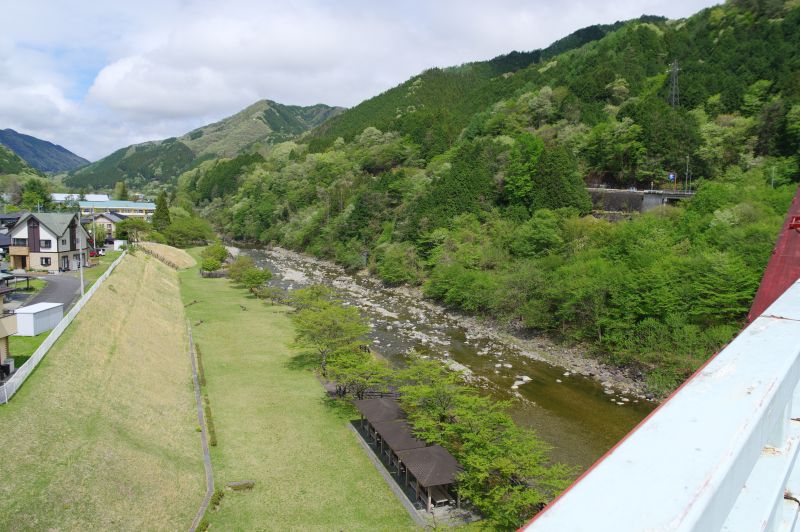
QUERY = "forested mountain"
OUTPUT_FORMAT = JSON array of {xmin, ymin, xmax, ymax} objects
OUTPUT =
[
  {"xmin": 306, "ymin": 15, "xmax": 665, "ymax": 158},
  {"xmin": 0, "ymin": 144, "xmax": 42, "ymax": 176},
  {"xmin": 0, "ymin": 128, "xmax": 88, "ymax": 173},
  {"xmin": 66, "ymin": 99, "xmax": 343, "ymax": 190},
  {"xmin": 179, "ymin": 0, "xmax": 800, "ymax": 395}
]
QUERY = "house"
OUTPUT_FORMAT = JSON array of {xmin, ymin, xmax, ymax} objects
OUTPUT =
[
  {"xmin": 78, "ymin": 200, "xmax": 156, "ymax": 220},
  {"xmin": 8, "ymin": 212, "xmax": 89, "ymax": 272},
  {"xmin": 82, "ymin": 211, "xmax": 127, "ymax": 241},
  {"xmin": 52, "ymin": 193, "xmax": 110, "ymax": 203}
]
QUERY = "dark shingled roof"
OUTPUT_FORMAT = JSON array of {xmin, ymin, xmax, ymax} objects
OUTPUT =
[
  {"xmin": 397, "ymin": 445, "xmax": 462, "ymax": 488},
  {"xmin": 353, "ymin": 398, "xmax": 405, "ymax": 424},
  {"xmin": 372, "ymin": 420, "xmax": 427, "ymax": 452}
]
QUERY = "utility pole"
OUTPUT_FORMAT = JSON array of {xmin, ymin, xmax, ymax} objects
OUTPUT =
[
  {"xmin": 669, "ymin": 60, "xmax": 680, "ymax": 109},
  {"xmin": 685, "ymin": 155, "xmax": 690, "ymax": 192},
  {"xmin": 771, "ymin": 167, "xmax": 775, "ymax": 189}
]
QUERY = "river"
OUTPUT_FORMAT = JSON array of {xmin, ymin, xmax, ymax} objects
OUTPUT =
[{"xmin": 240, "ymin": 245, "xmax": 655, "ymax": 470}]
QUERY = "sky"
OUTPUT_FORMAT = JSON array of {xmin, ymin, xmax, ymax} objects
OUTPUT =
[{"xmin": 1, "ymin": 0, "xmax": 720, "ymax": 162}]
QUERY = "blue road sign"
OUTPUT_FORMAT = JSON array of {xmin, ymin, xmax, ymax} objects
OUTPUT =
[{"xmin": 668, "ymin": 172, "xmax": 676, "ymax": 182}]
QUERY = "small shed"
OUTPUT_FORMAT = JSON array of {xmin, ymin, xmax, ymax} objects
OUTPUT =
[{"xmin": 15, "ymin": 302, "xmax": 63, "ymax": 336}]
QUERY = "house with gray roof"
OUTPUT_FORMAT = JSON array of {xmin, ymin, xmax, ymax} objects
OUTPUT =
[{"xmin": 8, "ymin": 212, "xmax": 89, "ymax": 272}]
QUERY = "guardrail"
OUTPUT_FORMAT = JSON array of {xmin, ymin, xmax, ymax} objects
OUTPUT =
[
  {"xmin": 525, "ymin": 278, "xmax": 800, "ymax": 531},
  {"xmin": 0, "ymin": 251, "xmax": 127, "ymax": 404}
]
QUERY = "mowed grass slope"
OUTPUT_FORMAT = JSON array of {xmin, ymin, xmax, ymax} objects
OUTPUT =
[
  {"xmin": 180, "ymin": 250, "xmax": 414, "ymax": 531},
  {"xmin": 140, "ymin": 242, "xmax": 196, "ymax": 269},
  {"xmin": 0, "ymin": 253, "xmax": 203, "ymax": 531}
]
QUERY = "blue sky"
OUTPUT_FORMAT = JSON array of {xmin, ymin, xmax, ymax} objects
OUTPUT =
[{"xmin": 0, "ymin": 0, "xmax": 720, "ymax": 161}]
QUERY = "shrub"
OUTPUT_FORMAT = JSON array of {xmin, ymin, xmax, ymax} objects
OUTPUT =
[
  {"xmin": 147, "ymin": 231, "xmax": 168, "ymax": 244},
  {"xmin": 201, "ymin": 257, "xmax": 221, "ymax": 272},
  {"xmin": 210, "ymin": 488, "xmax": 225, "ymax": 509},
  {"xmin": 228, "ymin": 255, "xmax": 255, "ymax": 283},
  {"xmin": 202, "ymin": 242, "xmax": 229, "ymax": 263},
  {"xmin": 203, "ymin": 393, "xmax": 217, "ymax": 447},
  {"xmin": 195, "ymin": 343, "xmax": 206, "ymax": 387}
]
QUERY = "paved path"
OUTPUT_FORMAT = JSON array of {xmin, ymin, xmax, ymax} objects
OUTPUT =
[
  {"xmin": 27, "ymin": 274, "xmax": 81, "ymax": 309},
  {"xmin": 188, "ymin": 323, "xmax": 214, "ymax": 532}
]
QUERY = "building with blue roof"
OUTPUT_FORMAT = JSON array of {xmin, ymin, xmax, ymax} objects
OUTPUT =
[{"xmin": 78, "ymin": 200, "xmax": 156, "ymax": 220}]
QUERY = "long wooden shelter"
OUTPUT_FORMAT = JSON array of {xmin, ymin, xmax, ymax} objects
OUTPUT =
[{"xmin": 354, "ymin": 398, "xmax": 462, "ymax": 512}]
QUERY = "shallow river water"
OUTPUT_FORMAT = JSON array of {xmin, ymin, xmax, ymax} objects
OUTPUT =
[{"xmin": 242, "ymin": 246, "xmax": 655, "ymax": 470}]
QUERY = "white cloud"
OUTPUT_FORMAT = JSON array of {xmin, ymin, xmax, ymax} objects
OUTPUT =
[{"xmin": 0, "ymin": 0, "xmax": 721, "ymax": 161}]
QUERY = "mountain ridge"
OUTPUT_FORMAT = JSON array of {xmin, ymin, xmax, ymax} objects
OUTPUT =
[
  {"xmin": 0, "ymin": 128, "xmax": 88, "ymax": 173},
  {"xmin": 66, "ymin": 99, "xmax": 344, "ymax": 189}
]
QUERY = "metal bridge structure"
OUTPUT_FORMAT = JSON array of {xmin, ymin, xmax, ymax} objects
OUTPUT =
[{"xmin": 525, "ymin": 187, "xmax": 800, "ymax": 532}]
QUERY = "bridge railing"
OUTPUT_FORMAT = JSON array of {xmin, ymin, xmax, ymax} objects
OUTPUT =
[{"xmin": 526, "ymin": 278, "xmax": 800, "ymax": 531}]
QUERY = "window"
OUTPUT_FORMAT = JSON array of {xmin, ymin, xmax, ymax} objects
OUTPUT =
[
  {"xmin": 40, "ymin": 239, "xmax": 52, "ymax": 249},
  {"xmin": 12, "ymin": 238, "xmax": 27, "ymax": 246},
  {"xmin": 61, "ymin": 239, "xmax": 67, "ymax": 246},
  {"xmin": 40, "ymin": 257, "xmax": 51, "ymax": 267}
]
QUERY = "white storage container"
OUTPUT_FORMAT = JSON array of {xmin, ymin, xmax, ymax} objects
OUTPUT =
[{"xmin": 15, "ymin": 302, "xmax": 64, "ymax": 336}]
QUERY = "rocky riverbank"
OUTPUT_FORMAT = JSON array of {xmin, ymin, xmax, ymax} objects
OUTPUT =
[{"xmin": 248, "ymin": 244, "xmax": 652, "ymax": 401}]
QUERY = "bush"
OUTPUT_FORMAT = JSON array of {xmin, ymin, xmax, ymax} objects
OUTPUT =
[
  {"xmin": 147, "ymin": 231, "xmax": 168, "ymax": 244},
  {"xmin": 203, "ymin": 393, "xmax": 217, "ymax": 447},
  {"xmin": 201, "ymin": 257, "xmax": 221, "ymax": 272},
  {"xmin": 202, "ymin": 242, "xmax": 229, "ymax": 263},
  {"xmin": 376, "ymin": 242, "xmax": 420, "ymax": 285},
  {"xmin": 228, "ymin": 255, "xmax": 255, "ymax": 283},
  {"xmin": 210, "ymin": 488, "xmax": 225, "ymax": 509}
]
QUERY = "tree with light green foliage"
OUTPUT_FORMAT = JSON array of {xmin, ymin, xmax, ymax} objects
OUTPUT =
[
  {"xmin": 292, "ymin": 301, "xmax": 370, "ymax": 376},
  {"xmin": 240, "ymin": 267, "xmax": 272, "ymax": 293},
  {"xmin": 504, "ymin": 133, "xmax": 544, "ymax": 206}
]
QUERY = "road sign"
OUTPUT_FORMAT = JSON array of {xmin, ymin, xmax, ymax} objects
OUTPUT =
[{"xmin": 668, "ymin": 172, "xmax": 676, "ymax": 182}]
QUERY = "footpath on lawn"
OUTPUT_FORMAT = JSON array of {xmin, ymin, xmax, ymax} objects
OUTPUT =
[
  {"xmin": 0, "ymin": 252, "xmax": 203, "ymax": 531},
  {"xmin": 180, "ymin": 248, "xmax": 415, "ymax": 530}
]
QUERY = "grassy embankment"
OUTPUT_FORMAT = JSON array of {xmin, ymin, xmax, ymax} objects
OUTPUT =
[
  {"xmin": 0, "ymin": 252, "xmax": 204, "ymax": 530},
  {"xmin": 8, "ymin": 250, "xmax": 125, "ymax": 367},
  {"xmin": 140, "ymin": 242, "xmax": 197, "ymax": 269},
  {"xmin": 180, "ymin": 247, "xmax": 415, "ymax": 530}
]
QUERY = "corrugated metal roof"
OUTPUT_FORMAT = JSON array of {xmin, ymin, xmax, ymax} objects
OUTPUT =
[
  {"xmin": 79, "ymin": 200, "xmax": 155, "ymax": 209},
  {"xmin": 52, "ymin": 193, "xmax": 109, "ymax": 202},
  {"xmin": 748, "ymin": 185, "xmax": 800, "ymax": 321}
]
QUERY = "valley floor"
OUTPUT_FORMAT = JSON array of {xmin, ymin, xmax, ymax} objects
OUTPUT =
[
  {"xmin": 0, "ymin": 253, "xmax": 203, "ymax": 531},
  {"xmin": 179, "ymin": 248, "xmax": 416, "ymax": 530}
]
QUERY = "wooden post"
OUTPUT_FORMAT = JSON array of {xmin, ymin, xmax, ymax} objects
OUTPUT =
[
  {"xmin": 415, "ymin": 477, "xmax": 420, "ymax": 507},
  {"xmin": 404, "ymin": 464, "xmax": 409, "ymax": 487},
  {"xmin": 427, "ymin": 486, "xmax": 432, "ymax": 513},
  {"xmin": 456, "ymin": 488, "xmax": 460, "ymax": 509}
]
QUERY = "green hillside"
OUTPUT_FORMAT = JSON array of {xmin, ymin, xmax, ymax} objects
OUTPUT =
[
  {"xmin": 0, "ymin": 128, "xmax": 88, "ymax": 173},
  {"xmin": 66, "ymin": 99, "xmax": 343, "ymax": 189},
  {"xmin": 181, "ymin": 0, "xmax": 800, "ymax": 397},
  {"xmin": 305, "ymin": 15, "xmax": 665, "ymax": 158},
  {"xmin": 0, "ymin": 144, "xmax": 42, "ymax": 177}
]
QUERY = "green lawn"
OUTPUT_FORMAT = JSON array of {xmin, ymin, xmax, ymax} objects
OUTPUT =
[
  {"xmin": 8, "ymin": 331, "xmax": 48, "ymax": 367},
  {"xmin": 180, "ymin": 248, "xmax": 415, "ymax": 531},
  {"xmin": 83, "ymin": 250, "xmax": 123, "ymax": 287},
  {"xmin": 0, "ymin": 253, "xmax": 204, "ymax": 530}
]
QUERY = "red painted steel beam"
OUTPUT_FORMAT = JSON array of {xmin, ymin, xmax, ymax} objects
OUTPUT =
[{"xmin": 748, "ymin": 186, "xmax": 800, "ymax": 321}]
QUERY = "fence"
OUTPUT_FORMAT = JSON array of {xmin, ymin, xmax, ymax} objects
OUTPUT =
[
  {"xmin": 0, "ymin": 251, "xmax": 127, "ymax": 404},
  {"xmin": 526, "ymin": 278, "xmax": 800, "ymax": 531}
]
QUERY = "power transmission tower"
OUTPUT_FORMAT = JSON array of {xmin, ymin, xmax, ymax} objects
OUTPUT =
[{"xmin": 669, "ymin": 60, "xmax": 680, "ymax": 109}]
